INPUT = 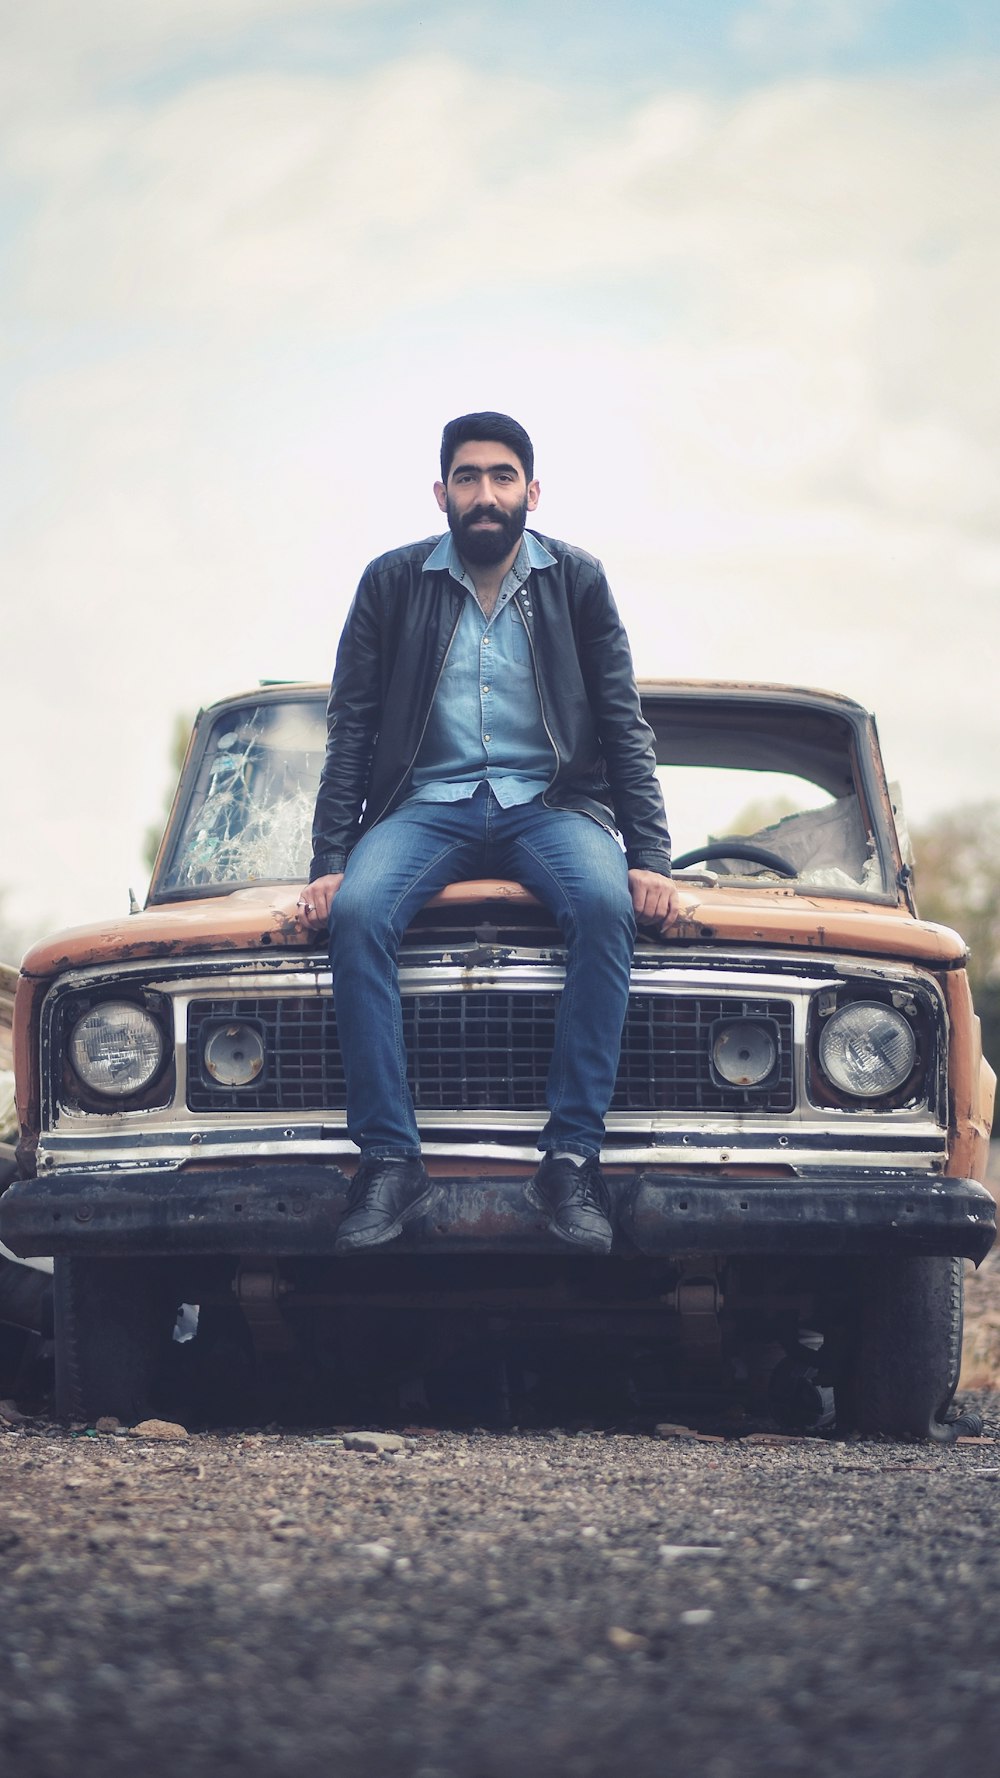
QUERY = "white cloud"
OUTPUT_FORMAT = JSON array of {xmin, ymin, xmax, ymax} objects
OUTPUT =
[
  {"xmin": 0, "ymin": 0, "xmax": 365, "ymax": 113},
  {"xmin": 11, "ymin": 62, "xmax": 579, "ymax": 332},
  {"xmin": 732, "ymin": 0, "xmax": 893, "ymax": 60}
]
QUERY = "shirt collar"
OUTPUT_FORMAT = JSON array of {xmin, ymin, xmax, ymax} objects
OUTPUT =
[{"xmin": 422, "ymin": 529, "xmax": 557, "ymax": 580}]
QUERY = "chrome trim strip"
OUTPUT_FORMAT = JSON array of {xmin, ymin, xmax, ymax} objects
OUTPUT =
[
  {"xmin": 39, "ymin": 946, "xmax": 949, "ymax": 996},
  {"xmin": 36, "ymin": 1119, "xmax": 948, "ymax": 1175}
]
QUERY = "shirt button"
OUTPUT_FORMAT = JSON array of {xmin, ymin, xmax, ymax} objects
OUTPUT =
[
  {"xmin": 483, "ymin": 734, "xmax": 491, "ymax": 742},
  {"xmin": 483, "ymin": 636, "xmax": 491, "ymax": 646},
  {"xmin": 482, "ymin": 685, "xmax": 490, "ymax": 693}
]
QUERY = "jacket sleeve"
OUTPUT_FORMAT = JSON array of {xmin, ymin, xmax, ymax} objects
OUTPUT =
[
  {"xmin": 575, "ymin": 563, "xmax": 672, "ymax": 874},
  {"xmin": 309, "ymin": 568, "xmax": 384, "ymax": 879}
]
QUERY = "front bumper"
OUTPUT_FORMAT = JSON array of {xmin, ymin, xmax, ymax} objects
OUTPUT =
[{"xmin": 0, "ymin": 1165, "xmax": 994, "ymax": 1264}]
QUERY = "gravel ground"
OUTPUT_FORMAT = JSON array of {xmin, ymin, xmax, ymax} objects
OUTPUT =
[
  {"xmin": 3, "ymin": 1397, "xmax": 1000, "ymax": 1778},
  {"xmin": 5, "ymin": 1165, "xmax": 1000, "ymax": 1778},
  {"xmin": 961, "ymin": 1166, "xmax": 1000, "ymax": 1390}
]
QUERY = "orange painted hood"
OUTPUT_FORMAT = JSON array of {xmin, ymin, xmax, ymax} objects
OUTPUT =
[{"xmin": 18, "ymin": 880, "xmax": 968, "ymax": 979}]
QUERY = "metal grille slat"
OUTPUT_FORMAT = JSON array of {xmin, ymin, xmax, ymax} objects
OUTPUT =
[{"xmin": 187, "ymin": 993, "xmax": 794, "ymax": 1115}]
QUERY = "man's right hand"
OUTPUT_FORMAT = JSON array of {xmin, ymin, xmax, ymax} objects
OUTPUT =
[{"xmin": 296, "ymin": 874, "xmax": 344, "ymax": 932}]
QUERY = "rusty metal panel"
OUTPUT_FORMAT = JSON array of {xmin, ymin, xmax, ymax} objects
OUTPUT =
[
  {"xmin": 15, "ymin": 885, "xmax": 971, "ymax": 984},
  {"xmin": 0, "ymin": 1164, "xmax": 993, "ymax": 1264}
]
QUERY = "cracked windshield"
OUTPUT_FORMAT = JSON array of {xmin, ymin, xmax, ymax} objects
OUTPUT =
[
  {"xmin": 158, "ymin": 697, "xmax": 881, "ymax": 895},
  {"xmin": 159, "ymin": 700, "xmax": 327, "ymax": 891}
]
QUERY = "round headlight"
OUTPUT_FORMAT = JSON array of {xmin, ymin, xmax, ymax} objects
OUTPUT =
[
  {"xmin": 203, "ymin": 1022, "xmax": 265, "ymax": 1088},
  {"xmin": 818, "ymin": 1001, "xmax": 916, "ymax": 1099},
  {"xmin": 69, "ymin": 1002, "xmax": 166, "ymax": 1097},
  {"xmin": 712, "ymin": 1019, "xmax": 777, "ymax": 1087}
]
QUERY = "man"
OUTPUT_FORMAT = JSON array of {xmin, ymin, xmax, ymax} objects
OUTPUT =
[{"xmin": 299, "ymin": 412, "xmax": 678, "ymax": 1255}]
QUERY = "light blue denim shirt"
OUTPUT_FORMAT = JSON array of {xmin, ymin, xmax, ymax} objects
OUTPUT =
[{"xmin": 407, "ymin": 530, "xmax": 558, "ymax": 807}]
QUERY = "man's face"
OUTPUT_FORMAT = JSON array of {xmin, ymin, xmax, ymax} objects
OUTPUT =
[{"xmin": 434, "ymin": 439, "xmax": 540, "ymax": 567}]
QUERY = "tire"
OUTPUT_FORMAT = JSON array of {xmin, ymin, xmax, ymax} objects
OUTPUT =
[
  {"xmin": 836, "ymin": 1255, "xmax": 964, "ymax": 1440},
  {"xmin": 0, "ymin": 1256, "xmax": 50, "ymax": 1334},
  {"xmin": 54, "ymin": 1257, "xmax": 177, "ymax": 1424},
  {"xmin": 0, "ymin": 1142, "xmax": 52, "ymax": 1341}
]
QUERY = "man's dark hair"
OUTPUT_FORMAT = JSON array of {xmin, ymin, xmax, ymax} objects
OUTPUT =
[{"xmin": 440, "ymin": 412, "xmax": 534, "ymax": 484}]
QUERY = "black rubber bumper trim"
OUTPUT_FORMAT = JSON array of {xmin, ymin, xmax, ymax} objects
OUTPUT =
[{"xmin": 0, "ymin": 1166, "xmax": 994, "ymax": 1263}]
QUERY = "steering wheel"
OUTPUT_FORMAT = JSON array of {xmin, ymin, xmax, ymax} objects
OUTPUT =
[{"xmin": 671, "ymin": 839, "xmax": 797, "ymax": 878}]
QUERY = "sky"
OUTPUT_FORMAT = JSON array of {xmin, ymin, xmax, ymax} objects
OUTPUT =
[{"xmin": 2, "ymin": 0, "xmax": 999, "ymax": 943}]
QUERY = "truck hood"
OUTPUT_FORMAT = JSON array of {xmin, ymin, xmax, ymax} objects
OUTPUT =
[{"xmin": 18, "ymin": 880, "xmax": 968, "ymax": 978}]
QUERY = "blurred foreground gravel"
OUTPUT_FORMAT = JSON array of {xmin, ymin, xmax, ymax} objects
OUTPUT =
[{"xmin": 3, "ymin": 1396, "xmax": 1000, "ymax": 1778}]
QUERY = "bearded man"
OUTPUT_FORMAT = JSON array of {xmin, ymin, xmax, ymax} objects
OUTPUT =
[{"xmin": 300, "ymin": 412, "xmax": 678, "ymax": 1255}]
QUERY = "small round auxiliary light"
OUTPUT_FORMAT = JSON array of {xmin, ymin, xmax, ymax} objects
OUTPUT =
[
  {"xmin": 203, "ymin": 1022, "xmax": 265, "ymax": 1088},
  {"xmin": 712, "ymin": 1019, "xmax": 777, "ymax": 1088}
]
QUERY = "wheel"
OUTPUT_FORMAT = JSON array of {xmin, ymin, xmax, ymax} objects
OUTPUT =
[
  {"xmin": 0, "ymin": 1141, "xmax": 19, "ymax": 1190},
  {"xmin": 54, "ymin": 1257, "xmax": 178, "ymax": 1424},
  {"xmin": 0, "ymin": 1141, "xmax": 52, "ymax": 1352},
  {"xmin": 835, "ymin": 1255, "xmax": 964, "ymax": 1440},
  {"xmin": 0, "ymin": 1256, "xmax": 50, "ymax": 1335}
]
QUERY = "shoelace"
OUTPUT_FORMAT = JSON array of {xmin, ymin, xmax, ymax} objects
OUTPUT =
[
  {"xmin": 572, "ymin": 1166, "xmax": 606, "ymax": 1214},
  {"xmin": 346, "ymin": 1164, "xmax": 385, "ymax": 1208}
]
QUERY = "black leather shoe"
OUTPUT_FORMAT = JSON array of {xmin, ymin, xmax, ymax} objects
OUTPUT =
[
  {"xmin": 526, "ymin": 1156, "xmax": 613, "ymax": 1253},
  {"xmin": 335, "ymin": 1159, "xmax": 435, "ymax": 1253}
]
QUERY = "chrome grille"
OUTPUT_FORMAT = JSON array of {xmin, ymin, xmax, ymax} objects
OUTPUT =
[{"xmin": 187, "ymin": 993, "xmax": 795, "ymax": 1115}]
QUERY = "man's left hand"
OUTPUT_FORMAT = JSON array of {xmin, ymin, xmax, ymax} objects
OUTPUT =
[{"xmin": 628, "ymin": 869, "xmax": 683, "ymax": 926}]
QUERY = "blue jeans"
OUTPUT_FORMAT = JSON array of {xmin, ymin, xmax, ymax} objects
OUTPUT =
[{"xmin": 328, "ymin": 786, "xmax": 636, "ymax": 1159}]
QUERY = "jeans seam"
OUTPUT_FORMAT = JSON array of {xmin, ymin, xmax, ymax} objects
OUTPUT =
[
  {"xmin": 383, "ymin": 836, "xmax": 474, "ymax": 931},
  {"xmin": 510, "ymin": 834, "xmax": 581, "ymax": 1137},
  {"xmin": 510, "ymin": 828, "xmax": 632, "ymax": 1153},
  {"xmin": 382, "ymin": 837, "xmax": 479, "ymax": 1134}
]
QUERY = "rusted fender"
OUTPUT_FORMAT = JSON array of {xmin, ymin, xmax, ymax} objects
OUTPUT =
[
  {"xmin": 663, "ymin": 891, "xmax": 968, "ymax": 966},
  {"xmin": 943, "ymin": 968, "xmax": 998, "ymax": 1181},
  {"xmin": 19, "ymin": 886, "xmax": 310, "ymax": 980}
]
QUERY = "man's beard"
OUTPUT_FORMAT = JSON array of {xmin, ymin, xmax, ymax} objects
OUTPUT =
[{"xmin": 447, "ymin": 496, "xmax": 528, "ymax": 567}]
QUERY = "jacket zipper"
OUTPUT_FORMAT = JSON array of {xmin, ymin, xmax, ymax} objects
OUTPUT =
[
  {"xmin": 514, "ymin": 590, "xmax": 622, "ymax": 844},
  {"xmin": 364, "ymin": 603, "xmax": 465, "ymax": 832},
  {"xmin": 513, "ymin": 592, "xmax": 561, "ymax": 804}
]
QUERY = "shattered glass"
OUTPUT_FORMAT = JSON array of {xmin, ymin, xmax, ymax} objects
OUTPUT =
[
  {"xmin": 159, "ymin": 701, "xmax": 327, "ymax": 891},
  {"xmin": 662, "ymin": 767, "xmax": 886, "ymax": 894},
  {"xmin": 713, "ymin": 795, "xmax": 884, "ymax": 892}
]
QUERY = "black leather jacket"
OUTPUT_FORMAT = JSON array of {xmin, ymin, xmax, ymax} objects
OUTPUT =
[{"xmin": 309, "ymin": 531, "xmax": 672, "ymax": 880}]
